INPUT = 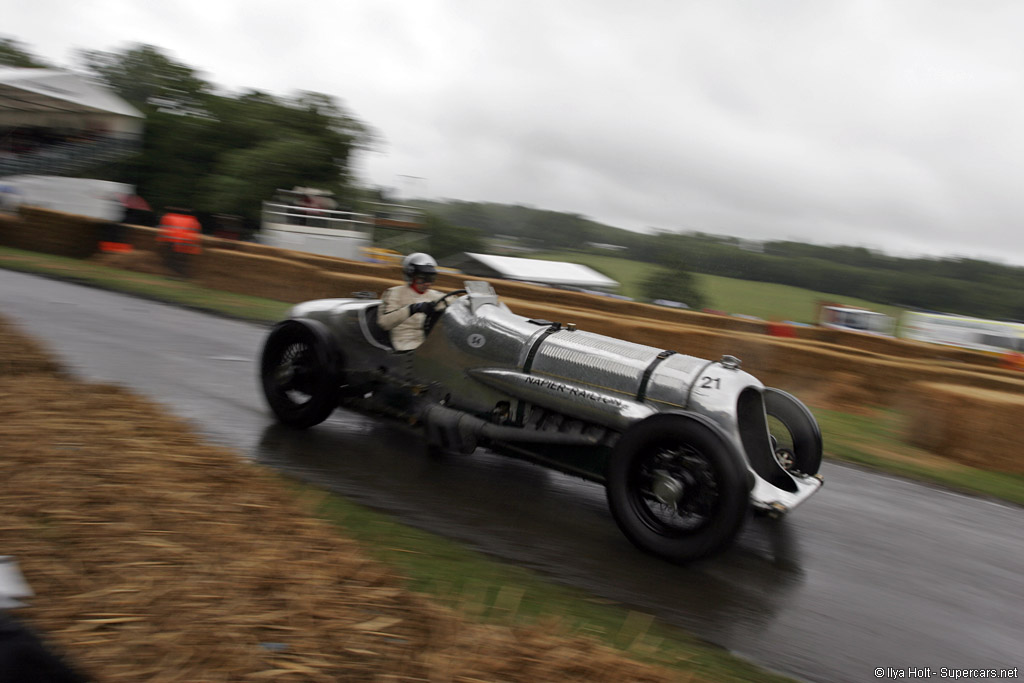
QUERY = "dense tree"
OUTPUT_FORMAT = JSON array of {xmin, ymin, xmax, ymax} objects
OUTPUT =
[
  {"xmin": 0, "ymin": 37, "xmax": 48, "ymax": 68},
  {"xmin": 415, "ymin": 199, "xmax": 1024, "ymax": 320},
  {"xmin": 10, "ymin": 36, "xmax": 1023, "ymax": 319},
  {"xmin": 639, "ymin": 263, "xmax": 706, "ymax": 309},
  {"xmin": 76, "ymin": 44, "xmax": 370, "ymax": 222},
  {"xmin": 417, "ymin": 201, "xmax": 602, "ymax": 250},
  {"xmin": 421, "ymin": 212, "xmax": 485, "ymax": 259},
  {"xmin": 203, "ymin": 134, "xmax": 341, "ymax": 216},
  {"xmin": 78, "ymin": 44, "xmax": 211, "ymax": 112}
]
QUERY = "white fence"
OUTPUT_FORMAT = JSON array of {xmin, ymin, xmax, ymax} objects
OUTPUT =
[{"xmin": 259, "ymin": 201, "xmax": 374, "ymax": 261}]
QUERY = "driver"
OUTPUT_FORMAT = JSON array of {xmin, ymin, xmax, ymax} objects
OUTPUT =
[{"xmin": 378, "ymin": 252, "xmax": 447, "ymax": 351}]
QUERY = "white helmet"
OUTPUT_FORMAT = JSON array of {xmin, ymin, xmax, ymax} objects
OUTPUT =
[{"xmin": 401, "ymin": 252, "xmax": 438, "ymax": 284}]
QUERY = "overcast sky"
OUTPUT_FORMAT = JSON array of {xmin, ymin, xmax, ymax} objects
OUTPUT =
[{"xmin": 7, "ymin": 1, "xmax": 1024, "ymax": 265}]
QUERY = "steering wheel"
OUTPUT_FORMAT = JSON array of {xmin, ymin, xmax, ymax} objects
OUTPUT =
[{"xmin": 424, "ymin": 289, "xmax": 466, "ymax": 335}]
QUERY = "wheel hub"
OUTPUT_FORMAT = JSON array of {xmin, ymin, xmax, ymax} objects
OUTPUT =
[
  {"xmin": 635, "ymin": 448, "xmax": 718, "ymax": 534},
  {"xmin": 651, "ymin": 470, "xmax": 686, "ymax": 506},
  {"xmin": 275, "ymin": 363, "xmax": 294, "ymax": 385},
  {"xmin": 774, "ymin": 448, "xmax": 795, "ymax": 470}
]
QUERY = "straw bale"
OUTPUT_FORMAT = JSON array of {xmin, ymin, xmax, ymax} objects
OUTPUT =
[
  {"xmin": 11, "ymin": 206, "xmax": 1024, "ymax": 414},
  {"xmin": 0, "ymin": 316, "xmax": 687, "ymax": 682},
  {"xmin": 194, "ymin": 249, "xmax": 336, "ymax": 304},
  {"xmin": 278, "ymin": 252, "xmax": 403, "ymax": 280},
  {"xmin": 3, "ymin": 207, "xmax": 1013, "ymax": 362},
  {"xmin": 88, "ymin": 250, "xmax": 174, "ymax": 277},
  {"xmin": 0, "ymin": 317, "xmax": 64, "ymax": 377},
  {"xmin": 0, "ymin": 212, "xmax": 19, "ymax": 247},
  {"xmin": 318, "ymin": 272, "xmax": 401, "ymax": 299},
  {"xmin": 1, "ymin": 208, "xmax": 103, "ymax": 258},
  {"xmin": 123, "ymin": 225, "xmax": 162, "ymax": 253},
  {"xmin": 200, "ymin": 237, "xmax": 277, "ymax": 257},
  {"xmin": 905, "ymin": 382, "xmax": 1024, "ymax": 473}
]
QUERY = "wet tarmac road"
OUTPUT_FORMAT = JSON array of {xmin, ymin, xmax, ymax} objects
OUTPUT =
[{"xmin": 3, "ymin": 268, "xmax": 1022, "ymax": 683}]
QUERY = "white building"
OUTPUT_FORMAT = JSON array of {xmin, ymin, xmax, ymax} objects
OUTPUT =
[
  {"xmin": 459, "ymin": 253, "xmax": 620, "ymax": 292},
  {"xmin": 0, "ymin": 67, "xmax": 144, "ymax": 137}
]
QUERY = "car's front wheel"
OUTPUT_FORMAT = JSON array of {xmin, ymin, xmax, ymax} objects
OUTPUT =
[
  {"xmin": 765, "ymin": 388, "xmax": 823, "ymax": 476},
  {"xmin": 606, "ymin": 414, "xmax": 749, "ymax": 562},
  {"xmin": 260, "ymin": 320, "xmax": 340, "ymax": 429}
]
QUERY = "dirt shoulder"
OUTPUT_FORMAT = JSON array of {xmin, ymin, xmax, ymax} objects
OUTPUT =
[{"xmin": 0, "ymin": 316, "xmax": 690, "ymax": 682}]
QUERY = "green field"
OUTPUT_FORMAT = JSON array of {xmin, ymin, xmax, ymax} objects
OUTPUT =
[{"xmin": 531, "ymin": 251, "xmax": 905, "ymax": 323}]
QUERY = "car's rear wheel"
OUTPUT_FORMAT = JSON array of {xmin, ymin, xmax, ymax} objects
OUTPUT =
[
  {"xmin": 606, "ymin": 414, "xmax": 749, "ymax": 562},
  {"xmin": 765, "ymin": 388, "xmax": 823, "ymax": 476},
  {"xmin": 260, "ymin": 321, "xmax": 339, "ymax": 429}
]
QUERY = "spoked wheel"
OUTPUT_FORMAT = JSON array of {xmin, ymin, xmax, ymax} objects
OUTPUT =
[
  {"xmin": 260, "ymin": 321, "xmax": 340, "ymax": 429},
  {"xmin": 633, "ymin": 446, "xmax": 721, "ymax": 533},
  {"xmin": 607, "ymin": 414, "xmax": 749, "ymax": 563},
  {"xmin": 764, "ymin": 388, "xmax": 823, "ymax": 476}
]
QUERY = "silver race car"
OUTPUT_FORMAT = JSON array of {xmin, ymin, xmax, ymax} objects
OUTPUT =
[{"xmin": 260, "ymin": 281, "xmax": 823, "ymax": 562}]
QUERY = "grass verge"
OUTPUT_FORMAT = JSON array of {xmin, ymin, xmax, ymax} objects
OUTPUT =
[
  {"xmin": 294, "ymin": 484, "xmax": 793, "ymax": 682},
  {"xmin": 814, "ymin": 406, "xmax": 1024, "ymax": 506},
  {"xmin": 0, "ymin": 245, "xmax": 289, "ymax": 323}
]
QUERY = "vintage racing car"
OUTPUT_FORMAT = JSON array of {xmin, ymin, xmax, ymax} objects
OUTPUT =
[{"xmin": 259, "ymin": 281, "xmax": 823, "ymax": 562}]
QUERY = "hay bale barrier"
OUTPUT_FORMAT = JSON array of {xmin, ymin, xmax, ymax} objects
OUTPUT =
[
  {"xmin": 0, "ymin": 315, "xmax": 684, "ymax": 681},
  {"xmin": 5, "ymin": 206, "xmax": 1024, "ymax": 476},
  {"xmin": 0, "ymin": 207, "xmax": 104, "ymax": 259},
  {"xmin": 907, "ymin": 382, "xmax": 1024, "ymax": 474},
  {"xmin": 0, "ymin": 318, "xmax": 65, "ymax": 378},
  {"xmin": 0, "ymin": 207, "xmax": 1015, "ymax": 364},
  {"xmin": 87, "ymin": 250, "xmax": 174, "ymax": 277}
]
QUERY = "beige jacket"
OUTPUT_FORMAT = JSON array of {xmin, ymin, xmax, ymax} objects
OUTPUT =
[{"xmin": 377, "ymin": 285, "xmax": 446, "ymax": 351}]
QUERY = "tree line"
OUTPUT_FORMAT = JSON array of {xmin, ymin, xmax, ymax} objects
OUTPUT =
[
  {"xmin": 3, "ymin": 39, "xmax": 372, "ymax": 228},
  {"xmin": 5, "ymin": 37, "xmax": 1021, "ymax": 319},
  {"xmin": 418, "ymin": 200, "xmax": 1024, "ymax": 321}
]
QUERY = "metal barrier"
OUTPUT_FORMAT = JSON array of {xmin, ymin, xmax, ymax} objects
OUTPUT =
[
  {"xmin": 0, "ymin": 136, "xmax": 140, "ymax": 177},
  {"xmin": 259, "ymin": 199, "xmax": 429, "ymax": 260},
  {"xmin": 260, "ymin": 202, "xmax": 373, "ymax": 231},
  {"xmin": 260, "ymin": 202, "xmax": 376, "ymax": 260}
]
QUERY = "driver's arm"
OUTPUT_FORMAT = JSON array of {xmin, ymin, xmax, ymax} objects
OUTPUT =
[{"xmin": 377, "ymin": 286, "xmax": 413, "ymax": 331}]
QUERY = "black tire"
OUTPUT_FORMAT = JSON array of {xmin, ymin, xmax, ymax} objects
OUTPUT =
[
  {"xmin": 260, "ymin": 321, "xmax": 340, "ymax": 429},
  {"xmin": 764, "ymin": 388, "xmax": 823, "ymax": 476},
  {"xmin": 606, "ymin": 413, "xmax": 750, "ymax": 563}
]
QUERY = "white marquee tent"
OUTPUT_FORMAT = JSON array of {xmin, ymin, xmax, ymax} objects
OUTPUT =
[
  {"xmin": 461, "ymin": 252, "xmax": 621, "ymax": 292},
  {"xmin": 0, "ymin": 67, "xmax": 143, "ymax": 135}
]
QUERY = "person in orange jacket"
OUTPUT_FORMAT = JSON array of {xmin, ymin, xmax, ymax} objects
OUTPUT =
[
  {"xmin": 156, "ymin": 208, "xmax": 202, "ymax": 277},
  {"xmin": 1000, "ymin": 350, "xmax": 1024, "ymax": 372}
]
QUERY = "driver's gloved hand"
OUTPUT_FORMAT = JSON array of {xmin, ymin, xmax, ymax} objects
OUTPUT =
[{"xmin": 410, "ymin": 300, "xmax": 436, "ymax": 315}]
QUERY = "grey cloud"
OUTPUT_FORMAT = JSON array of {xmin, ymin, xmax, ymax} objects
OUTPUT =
[{"xmin": 8, "ymin": 0, "xmax": 1024, "ymax": 264}]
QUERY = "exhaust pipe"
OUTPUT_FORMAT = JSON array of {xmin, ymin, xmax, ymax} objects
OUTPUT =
[{"xmin": 420, "ymin": 404, "xmax": 603, "ymax": 454}]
